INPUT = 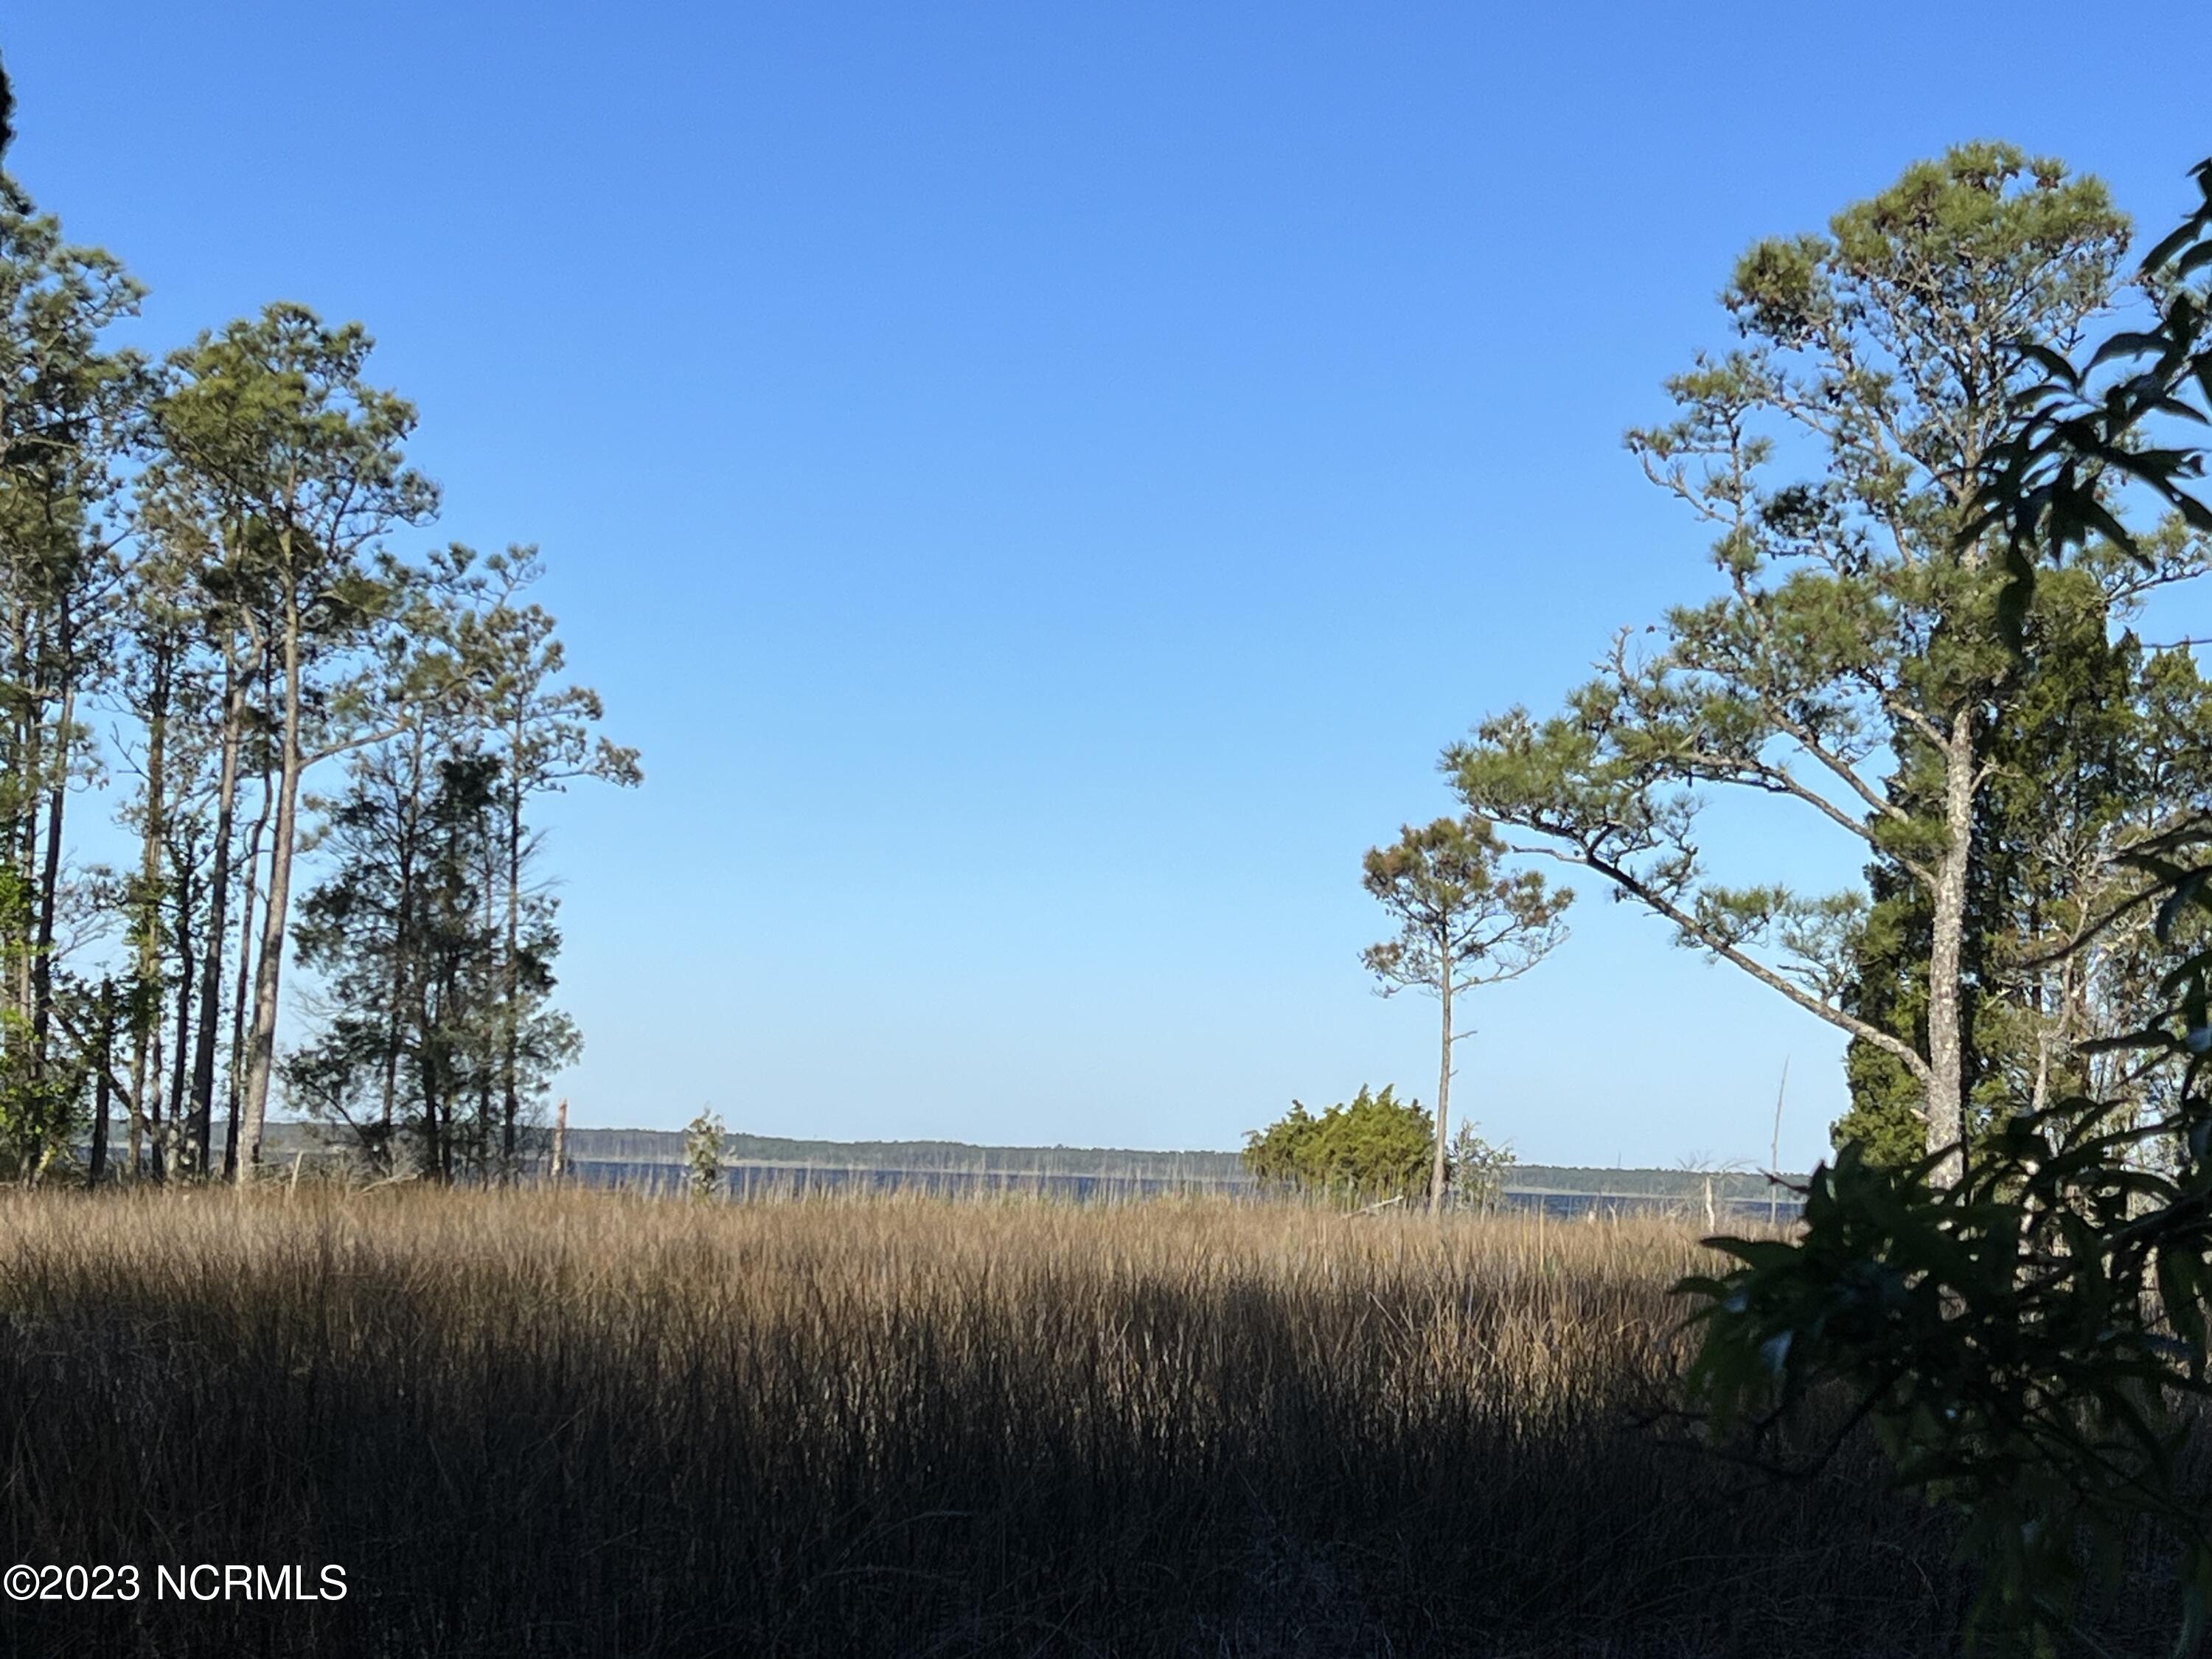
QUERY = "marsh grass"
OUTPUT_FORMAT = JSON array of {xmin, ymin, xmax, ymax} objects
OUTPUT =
[{"xmin": 0, "ymin": 1186, "xmax": 1994, "ymax": 1655}]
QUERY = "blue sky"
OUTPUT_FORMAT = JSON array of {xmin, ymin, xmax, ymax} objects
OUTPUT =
[{"xmin": 9, "ymin": 3, "xmax": 2211, "ymax": 1168}]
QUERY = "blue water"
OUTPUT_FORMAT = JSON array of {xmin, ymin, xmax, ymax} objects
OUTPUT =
[
  {"xmin": 568, "ymin": 1160, "xmax": 1251, "ymax": 1203},
  {"xmin": 563, "ymin": 1160, "xmax": 1799, "ymax": 1220}
]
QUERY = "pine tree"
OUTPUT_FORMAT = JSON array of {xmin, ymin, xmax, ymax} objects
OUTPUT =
[
  {"xmin": 1360, "ymin": 816, "xmax": 1566, "ymax": 1210},
  {"xmin": 1447, "ymin": 145, "xmax": 2208, "ymax": 1183}
]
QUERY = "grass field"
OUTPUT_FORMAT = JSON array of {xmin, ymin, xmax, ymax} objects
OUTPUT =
[{"xmin": 0, "ymin": 1185, "xmax": 2028, "ymax": 1655}]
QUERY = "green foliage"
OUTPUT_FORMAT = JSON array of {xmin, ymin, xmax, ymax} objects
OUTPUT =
[
  {"xmin": 1832, "ymin": 1039, "xmax": 1928, "ymax": 1166},
  {"xmin": 1360, "ymin": 816, "xmax": 1570, "ymax": 997},
  {"xmin": 1833, "ymin": 564, "xmax": 2212, "ymax": 1165},
  {"xmin": 1685, "ymin": 158, "xmax": 2212, "ymax": 1658},
  {"xmin": 282, "ymin": 543, "xmax": 620, "ymax": 1182},
  {"xmin": 1685, "ymin": 1109, "xmax": 2212, "ymax": 1654},
  {"xmin": 1242, "ymin": 1085, "xmax": 1432, "ymax": 1206},
  {"xmin": 287, "ymin": 745, "xmax": 580, "ymax": 1180},
  {"xmin": 0, "ymin": 167, "xmax": 146, "ymax": 1178},
  {"xmin": 1450, "ymin": 145, "xmax": 2171, "ymax": 1175},
  {"xmin": 684, "ymin": 1107, "xmax": 727, "ymax": 1199},
  {"xmin": 0, "ymin": 1011, "xmax": 81, "ymax": 1181},
  {"xmin": 1969, "ymin": 158, "xmax": 2212, "ymax": 636},
  {"xmin": 0, "ymin": 71, "xmax": 635, "ymax": 1192},
  {"xmin": 1447, "ymin": 1119, "xmax": 1516, "ymax": 1212},
  {"xmin": 1362, "ymin": 815, "xmax": 1568, "ymax": 1208}
]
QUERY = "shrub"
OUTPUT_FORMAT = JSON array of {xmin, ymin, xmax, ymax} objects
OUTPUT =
[
  {"xmin": 682, "ymin": 1107, "xmax": 726, "ymax": 1197},
  {"xmin": 1243, "ymin": 1085, "xmax": 1432, "ymax": 1205}
]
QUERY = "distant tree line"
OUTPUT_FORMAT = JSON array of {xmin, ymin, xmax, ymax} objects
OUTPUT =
[{"xmin": 0, "ymin": 55, "xmax": 637, "ymax": 1184}]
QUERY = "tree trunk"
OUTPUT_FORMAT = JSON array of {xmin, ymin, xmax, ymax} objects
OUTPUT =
[
  {"xmin": 87, "ymin": 986, "xmax": 111, "ymax": 1189},
  {"xmin": 480, "ymin": 838, "xmax": 498, "ymax": 1179},
  {"xmin": 501, "ymin": 737, "xmax": 524, "ymax": 1178},
  {"xmin": 167, "ymin": 863, "xmax": 195, "ymax": 1173},
  {"xmin": 1430, "ymin": 967, "xmax": 1453, "ymax": 1213},
  {"xmin": 189, "ymin": 642, "xmax": 246, "ymax": 1178},
  {"xmin": 129, "ymin": 650, "xmax": 170, "ymax": 1183},
  {"xmin": 29, "ymin": 602, "xmax": 73, "ymax": 1067},
  {"xmin": 13, "ymin": 614, "xmax": 42, "ymax": 1035},
  {"xmin": 1924, "ymin": 706, "xmax": 1975, "ymax": 1187},
  {"xmin": 223, "ymin": 768, "xmax": 271, "ymax": 1180},
  {"xmin": 378, "ymin": 726, "xmax": 425, "ymax": 1172},
  {"xmin": 146, "ymin": 1001, "xmax": 167, "ymax": 1183},
  {"xmin": 423, "ymin": 963, "xmax": 453, "ymax": 1182},
  {"xmin": 235, "ymin": 604, "xmax": 303, "ymax": 1184}
]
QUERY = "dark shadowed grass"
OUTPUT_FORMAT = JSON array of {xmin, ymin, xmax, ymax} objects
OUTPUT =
[{"xmin": 0, "ymin": 1185, "xmax": 2061, "ymax": 1655}]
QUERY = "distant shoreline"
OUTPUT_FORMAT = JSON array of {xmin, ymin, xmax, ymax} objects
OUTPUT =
[{"xmin": 224, "ymin": 1119, "xmax": 1804, "ymax": 1203}]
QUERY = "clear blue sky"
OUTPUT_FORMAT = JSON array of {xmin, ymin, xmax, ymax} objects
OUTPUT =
[{"xmin": 10, "ymin": 4, "xmax": 2211, "ymax": 1169}]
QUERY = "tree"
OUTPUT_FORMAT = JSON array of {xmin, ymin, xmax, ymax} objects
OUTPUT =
[
  {"xmin": 1447, "ymin": 145, "xmax": 2206, "ymax": 1186},
  {"xmin": 1447, "ymin": 1119, "xmax": 1516, "ymax": 1214},
  {"xmin": 1833, "ymin": 562, "xmax": 2212, "ymax": 1164},
  {"xmin": 288, "ymin": 734, "xmax": 496, "ymax": 1178},
  {"xmin": 137, "ymin": 381, "xmax": 276, "ymax": 1181},
  {"xmin": 0, "ymin": 70, "xmax": 632, "ymax": 1192},
  {"xmin": 0, "ymin": 180, "xmax": 145, "ymax": 1178},
  {"xmin": 446, "ymin": 545, "xmax": 638, "ymax": 1175},
  {"xmin": 1360, "ymin": 816, "xmax": 1567, "ymax": 1211},
  {"xmin": 1242, "ymin": 1085, "xmax": 1433, "ymax": 1206},
  {"xmin": 1684, "ymin": 157, "xmax": 2212, "ymax": 1657},
  {"xmin": 282, "ymin": 546, "xmax": 622, "ymax": 1182},
  {"xmin": 153, "ymin": 305, "xmax": 437, "ymax": 1181},
  {"xmin": 109, "ymin": 518, "xmax": 223, "ymax": 1180}
]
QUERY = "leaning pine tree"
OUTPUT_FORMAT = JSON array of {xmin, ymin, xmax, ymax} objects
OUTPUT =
[
  {"xmin": 1683, "ymin": 158, "xmax": 2212, "ymax": 1655},
  {"xmin": 1447, "ymin": 145, "xmax": 2210, "ymax": 1183}
]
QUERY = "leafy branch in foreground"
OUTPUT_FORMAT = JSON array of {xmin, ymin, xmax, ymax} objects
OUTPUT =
[{"xmin": 1972, "ymin": 158, "xmax": 2212, "ymax": 639}]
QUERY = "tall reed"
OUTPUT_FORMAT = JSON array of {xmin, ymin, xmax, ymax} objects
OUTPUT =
[{"xmin": 0, "ymin": 1186, "xmax": 1995, "ymax": 1656}]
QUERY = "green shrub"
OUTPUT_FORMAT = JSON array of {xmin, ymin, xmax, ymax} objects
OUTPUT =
[{"xmin": 1242, "ymin": 1085, "xmax": 1432, "ymax": 1206}]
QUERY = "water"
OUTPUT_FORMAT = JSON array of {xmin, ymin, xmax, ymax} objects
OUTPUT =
[
  {"xmin": 568, "ymin": 1160, "xmax": 1254, "ymax": 1203},
  {"xmin": 563, "ymin": 1159, "xmax": 1801, "ymax": 1219}
]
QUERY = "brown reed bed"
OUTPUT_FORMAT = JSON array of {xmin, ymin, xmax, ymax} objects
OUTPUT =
[{"xmin": 0, "ymin": 1185, "xmax": 1987, "ymax": 1657}]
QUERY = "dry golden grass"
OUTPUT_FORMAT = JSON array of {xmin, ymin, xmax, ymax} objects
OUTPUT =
[{"xmin": 0, "ymin": 1186, "xmax": 1980, "ymax": 1657}]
